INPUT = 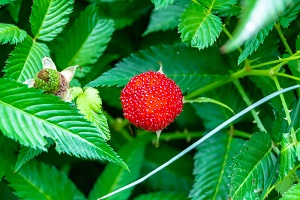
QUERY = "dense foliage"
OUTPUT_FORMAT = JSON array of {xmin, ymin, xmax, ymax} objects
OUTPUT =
[{"xmin": 0, "ymin": 0, "xmax": 300, "ymax": 199}]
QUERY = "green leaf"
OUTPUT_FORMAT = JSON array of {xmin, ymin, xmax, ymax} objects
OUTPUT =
[
  {"xmin": 288, "ymin": 35, "xmax": 300, "ymax": 78},
  {"xmin": 55, "ymin": 5, "xmax": 114, "ymax": 68},
  {"xmin": 15, "ymin": 146, "xmax": 44, "ymax": 172},
  {"xmin": 133, "ymin": 192, "xmax": 188, "ymax": 200},
  {"xmin": 178, "ymin": 4, "xmax": 222, "ymax": 50},
  {"xmin": 221, "ymin": 0, "xmax": 293, "ymax": 53},
  {"xmin": 0, "ymin": 0, "xmax": 16, "ymax": 6},
  {"xmin": 143, "ymin": 5, "xmax": 183, "ymax": 36},
  {"xmin": 88, "ymin": 135, "xmax": 150, "ymax": 200},
  {"xmin": 151, "ymin": 0, "xmax": 174, "ymax": 9},
  {"xmin": 3, "ymin": 37, "xmax": 50, "ymax": 83},
  {"xmin": 238, "ymin": 23, "xmax": 274, "ymax": 65},
  {"xmin": 15, "ymin": 138, "xmax": 54, "ymax": 171},
  {"xmin": 73, "ymin": 87, "xmax": 111, "ymax": 140},
  {"xmin": 0, "ymin": 79, "xmax": 127, "ymax": 169},
  {"xmin": 217, "ymin": 3, "xmax": 241, "ymax": 17},
  {"xmin": 275, "ymin": 172, "xmax": 297, "ymax": 195},
  {"xmin": 0, "ymin": 23, "xmax": 26, "ymax": 44},
  {"xmin": 95, "ymin": 0, "xmax": 151, "ymax": 29},
  {"xmin": 280, "ymin": 183, "xmax": 300, "ymax": 200},
  {"xmin": 191, "ymin": 84, "xmax": 245, "ymax": 129},
  {"xmin": 199, "ymin": 0, "xmax": 236, "ymax": 12},
  {"xmin": 189, "ymin": 132, "xmax": 244, "ymax": 200},
  {"xmin": 297, "ymin": 34, "xmax": 300, "ymax": 51},
  {"xmin": 184, "ymin": 97, "xmax": 235, "ymax": 115},
  {"xmin": 0, "ymin": 134, "xmax": 17, "ymax": 180},
  {"xmin": 271, "ymin": 108, "xmax": 288, "ymax": 143},
  {"xmin": 279, "ymin": 0, "xmax": 300, "ymax": 28},
  {"xmin": 30, "ymin": 0, "xmax": 74, "ymax": 42},
  {"xmin": 6, "ymin": 0, "xmax": 22, "ymax": 23},
  {"xmin": 278, "ymin": 134, "xmax": 296, "ymax": 180},
  {"xmin": 229, "ymin": 132, "xmax": 276, "ymax": 199},
  {"xmin": 86, "ymin": 45, "xmax": 228, "ymax": 94},
  {"xmin": 142, "ymin": 144, "xmax": 193, "ymax": 192},
  {"xmin": 5, "ymin": 160, "xmax": 86, "ymax": 200}
]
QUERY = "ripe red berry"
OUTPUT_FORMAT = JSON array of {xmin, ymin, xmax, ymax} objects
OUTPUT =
[{"xmin": 121, "ymin": 71, "xmax": 183, "ymax": 132}]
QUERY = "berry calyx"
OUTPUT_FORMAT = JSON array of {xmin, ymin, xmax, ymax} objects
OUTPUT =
[
  {"xmin": 120, "ymin": 71, "xmax": 183, "ymax": 133},
  {"xmin": 34, "ymin": 69, "xmax": 60, "ymax": 93}
]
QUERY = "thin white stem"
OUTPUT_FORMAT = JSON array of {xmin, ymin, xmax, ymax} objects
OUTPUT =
[{"xmin": 98, "ymin": 84, "xmax": 300, "ymax": 200}]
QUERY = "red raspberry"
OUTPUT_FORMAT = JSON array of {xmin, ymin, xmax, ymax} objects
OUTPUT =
[{"xmin": 120, "ymin": 71, "xmax": 183, "ymax": 132}]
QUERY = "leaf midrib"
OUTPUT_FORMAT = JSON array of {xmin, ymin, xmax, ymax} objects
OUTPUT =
[
  {"xmin": 231, "ymin": 143, "xmax": 273, "ymax": 199},
  {"xmin": 0, "ymin": 94, "xmax": 117, "ymax": 162}
]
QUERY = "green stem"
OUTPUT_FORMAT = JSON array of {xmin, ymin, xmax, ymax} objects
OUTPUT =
[
  {"xmin": 227, "ymin": 129, "xmax": 252, "ymax": 139},
  {"xmin": 272, "ymin": 77, "xmax": 296, "ymax": 142},
  {"xmin": 275, "ymin": 23, "xmax": 293, "ymax": 55},
  {"xmin": 251, "ymin": 54, "xmax": 300, "ymax": 69},
  {"xmin": 276, "ymin": 72, "xmax": 300, "ymax": 82},
  {"xmin": 222, "ymin": 25, "xmax": 242, "ymax": 54},
  {"xmin": 155, "ymin": 131, "xmax": 204, "ymax": 142},
  {"xmin": 184, "ymin": 69, "xmax": 270, "ymax": 100},
  {"xmin": 233, "ymin": 80, "xmax": 266, "ymax": 132}
]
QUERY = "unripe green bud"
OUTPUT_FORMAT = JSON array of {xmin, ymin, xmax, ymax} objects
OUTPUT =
[{"xmin": 34, "ymin": 69, "xmax": 60, "ymax": 93}]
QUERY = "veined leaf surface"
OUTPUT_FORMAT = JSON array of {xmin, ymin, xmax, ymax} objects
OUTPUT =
[
  {"xmin": 3, "ymin": 37, "xmax": 50, "ymax": 83},
  {"xmin": 280, "ymin": 183, "xmax": 300, "ymax": 200},
  {"xmin": 87, "ymin": 45, "xmax": 228, "ymax": 94},
  {"xmin": 0, "ymin": 23, "xmax": 26, "ymax": 44},
  {"xmin": 189, "ymin": 132, "xmax": 244, "ymax": 200},
  {"xmin": 143, "ymin": 5, "xmax": 183, "ymax": 36},
  {"xmin": 0, "ymin": 79, "xmax": 127, "ymax": 169},
  {"xmin": 4, "ymin": 160, "xmax": 86, "ymax": 200},
  {"xmin": 55, "ymin": 5, "xmax": 114, "ymax": 68},
  {"xmin": 178, "ymin": 4, "xmax": 222, "ymax": 50},
  {"xmin": 88, "ymin": 135, "xmax": 149, "ymax": 200},
  {"xmin": 30, "ymin": 0, "xmax": 74, "ymax": 41},
  {"xmin": 151, "ymin": 0, "xmax": 174, "ymax": 10},
  {"xmin": 229, "ymin": 132, "xmax": 276, "ymax": 199}
]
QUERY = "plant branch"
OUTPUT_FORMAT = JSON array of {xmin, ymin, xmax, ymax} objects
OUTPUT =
[
  {"xmin": 251, "ymin": 53, "xmax": 300, "ymax": 69},
  {"xmin": 272, "ymin": 77, "xmax": 296, "ymax": 143},
  {"xmin": 233, "ymin": 79, "xmax": 266, "ymax": 132},
  {"xmin": 275, "ymin": 23, "xmax": 293, "ymax": 55}
]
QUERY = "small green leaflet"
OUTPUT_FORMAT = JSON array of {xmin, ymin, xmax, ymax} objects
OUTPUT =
[
  {"xmin": 179, "ymin": 4, "xmax": 222, "ymax": 50},
  {"xmin": 222, "ymin": 0, "xmax": 293, "ymax": 53},
  {"xmin": 238, "ymin": 22, "xmax": 274, "ymax": 65},
  {"xmin": 71, "ymin": 87, "xmax": 110, "ymax": 140},
  {"xmin": 275, "ymin": 172, "xmax": 297, "ymax": 195},
  {"xmin": 199, "ymin": 0, "xmax": 237, "ymax": 12},
  {"xmin": 0, "ymin": 0, "xmax": 16, "ymax": 6},
  {"xmin": 280, "ymin": 183, "xmax": 300, "ymax": 200},
  {"xmin": 55, "ymin": 4, "xmax": 114, "ymax": 68},
  {"xmin": 143, "ymin": 5, "xmax": 183, "ymax": 36},
  {"xmin": 3, "ymin": 37, "xmax": 50, "ymax": 83},
  {"xmin": 229, "ymin": 132, "xmax": 276, "ymax": 199},
  {"xmin": 30, "ymin": 0, "xmax": 74, "ymax": 42},
  {"xmin": 0, "ymin": 23, "xmax": 26, "ymax": 44},
  {"xmin": 279, "ymin": 0, "xmax": 300, "ymax": 28},
  {"xmin": 151, "ymin": 0, "xmax": 174, "ymax": 10},
  {"xmin": 4, "ymin": 160, "xmax": 86, "ymax": 200},
  {"xmin": 278, "ymin": 134, "xmax": 296, "ymax": 181}
]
